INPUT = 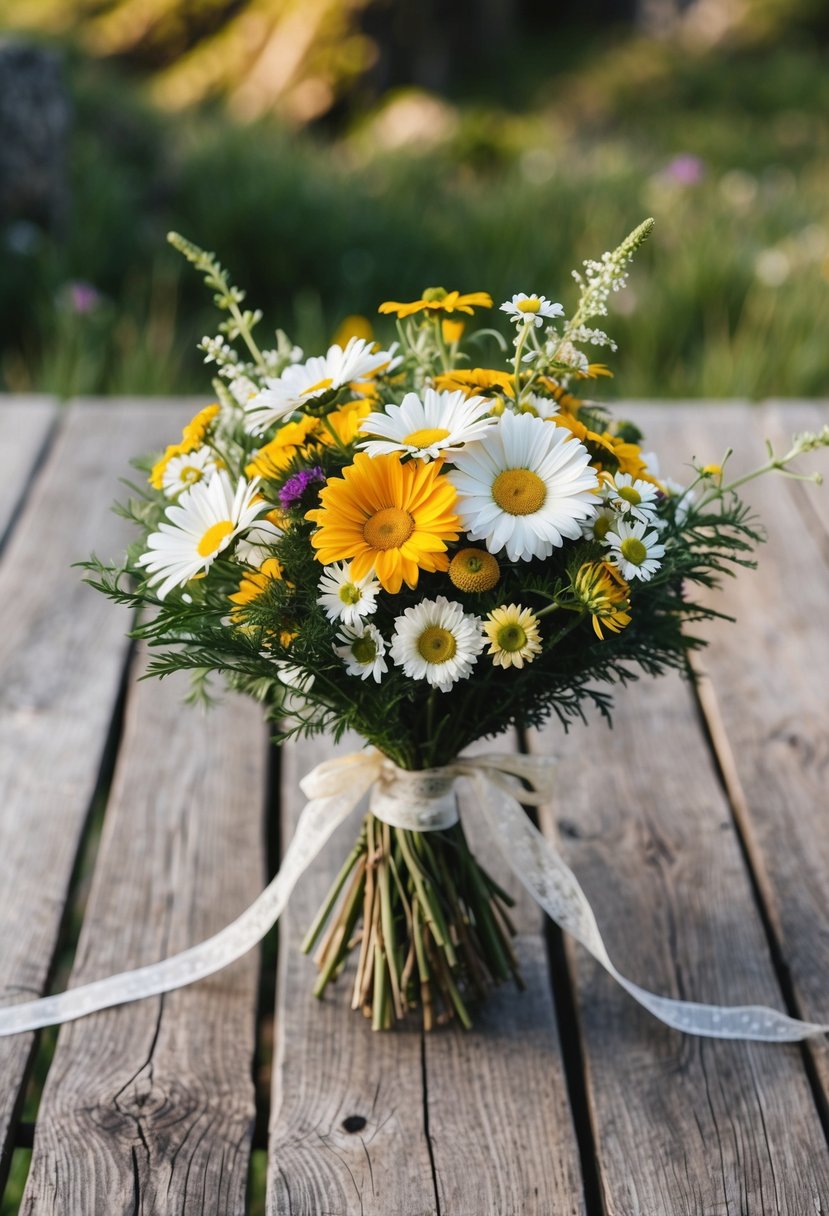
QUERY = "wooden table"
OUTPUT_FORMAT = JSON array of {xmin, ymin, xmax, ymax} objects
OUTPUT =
[{"xmin": 0, "ymin": 396, "xmax": 827, "ymax": 1214}]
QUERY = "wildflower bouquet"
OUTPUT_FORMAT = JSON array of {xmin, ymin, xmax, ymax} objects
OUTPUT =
[{"xmin": 86, "ymin": 220, "xmax": 829, "ymax": 1033}]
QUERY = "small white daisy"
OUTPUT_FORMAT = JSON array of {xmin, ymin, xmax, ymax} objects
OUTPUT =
[
  {"xmin": 244, "ymin": 338, "xmax": 399, "ymax": 434},
  {"xmin": 500, "ymin": 293, "xmax": 564, "ymax": 328},
  {"xmin": 136, "ymin": 473, "xmax": 266, "ymax": 599},
  {"xmin": 390, "ymin": 596, "xmax": 483, "ymax": 691},
  {"xmin": 159, "ymin": 446, "xmax": 219, "ymax": 498},
  {"xmin": 581, "ymin": 503, "xmax": 618, "ymax": 544},
  {"xmin": 514, "ymin": 391, "xmax": 560, "ymax": 421},
  {"xmin": 603, "ymin": 518, "xmax": 666, "ymax": 582},
  {"xmin": 448, "ymin": 409, "xmax": 599, "ymax": 563},
  {"xmin": 357, "ymin": 387, "xmax": 496, "ymax": 461},
  {"xmin": 484, "ymin": 604, "xmax": 543, "ymax": 669},
  {"xmin": 604, "ymin": 472, "xmax": 661, "ymax": 524},
  {"xmin": 317, "ymin": 561, "xmax": 380, "ymax": 626},
  {"xmin": 334, "ymin": 622, "xmax": 388, "ymax": 683}
]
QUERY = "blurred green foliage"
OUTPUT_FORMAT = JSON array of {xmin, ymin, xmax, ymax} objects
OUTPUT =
[{"xmin": 1, "ymin": 26, "xmax": 828, "ymax": 400}]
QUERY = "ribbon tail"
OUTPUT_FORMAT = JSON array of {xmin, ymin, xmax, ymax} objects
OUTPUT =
[
  {"xmin": 0, "ymin": 774, "xmax": 373, "ymax": 1038},
  {"xmin": 472, "ymin": 771, "xmax": 829, "ymax": 1043}
]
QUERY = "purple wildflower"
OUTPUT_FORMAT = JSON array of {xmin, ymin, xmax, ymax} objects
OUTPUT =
[
  {"xmin": 279, "ymin": 466, "xmax": 326, "ymax": 510},
  {"xmin": 663, "ymin": 155, "xmax": 705, "ymax": 187}
]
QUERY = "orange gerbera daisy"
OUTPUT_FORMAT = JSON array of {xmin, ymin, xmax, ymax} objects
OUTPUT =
[
  {"xmin": 378, "ymin": 288, "xmax": 492, "ymax": 319},
  {"xmin": 306, "ymin": 453, "xmax": 460, "ymax": 593}
]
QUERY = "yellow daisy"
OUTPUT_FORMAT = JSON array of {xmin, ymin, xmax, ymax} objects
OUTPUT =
[
  {"xmin": 319, "ymin": 399, "xmax": 372, "ymax": 447},
  {"xmin": 434, "ymin": 368, "xmax": 516, "ymax": 399},
  {"xmin": 229, "ymin": 557, "xmax": 284, "ymax": 618},
  {"xmin": 378, "ymin": 288, "xmax": 492, "ymax": 319},
  {"xmin": 149, "ymin": 404, "xmax": 221, "ymax": 490},
  {"xmin": 245, "ymin": 416, "xmax": 318, "ymax": 480},
  {"xmin": 572, "ymin": 561, "xmax": 632, "ymax": 640},
  {"xmin": 306, "ymin": 453, "xmax": 460, "ymax": 594},
  {"xmin": 484, "ymin": 605, "xmax": 543, "ymax": 669},
  {"xmin": 181, "ymin": 403, "xmax": 221, "ymax": 448}
]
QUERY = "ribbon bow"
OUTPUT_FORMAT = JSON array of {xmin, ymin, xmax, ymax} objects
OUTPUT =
[{"xmin": 0, "ymin": 749, "xmax": 824, "ymax": 1042}]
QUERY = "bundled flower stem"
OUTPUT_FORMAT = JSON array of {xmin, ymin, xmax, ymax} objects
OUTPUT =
[
  {"xmin": 86, "ymin": 219, "xmax": 829, "ymax": 1028},
  {"xmin": 302, "ymin": 814, "xmax": 521, "ymax": 1029}
]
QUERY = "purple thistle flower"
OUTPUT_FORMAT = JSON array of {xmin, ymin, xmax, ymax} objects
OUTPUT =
[{"xmin": 279, "ymin": 466, "xmax": 326, "ymax": 510}]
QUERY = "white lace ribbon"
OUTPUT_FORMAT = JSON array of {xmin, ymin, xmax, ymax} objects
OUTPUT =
[{"xmin": 0, "ymin": 748, "xmax": 825, "ymax": 1042}]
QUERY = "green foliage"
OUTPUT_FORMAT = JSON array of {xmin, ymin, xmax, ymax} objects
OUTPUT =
[{"xmin": 2, "ymin": 29, "xmax": 829, "ymax": 398}]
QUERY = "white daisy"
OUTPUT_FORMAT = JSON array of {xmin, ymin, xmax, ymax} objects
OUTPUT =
[
  {"xmin": 160, "ymin": 446, "xmax": 219, "ymax": 498},
  {"xmin": 390, "ymin": 596, "xmax": 483, "ymax": 691},
  {"xmin": 515, "ymin": 391, "xmax": 560, "ymax": 421},
  {"xmin": 244, "ymin": 338, "xmax": 399, "ymax": 434},
  {"xmin": 603, "ymin": 518, "xmax": 666, "ymax": 582},
  {"xmin": 500, "ymin": 293, "xmax": 564, "ymax": 328},
  {"xmin": 334, "ymin": 622, "xmax": 388, "ymax": 683},
  {"xmin": 448, "ymin": 410, "xmax": 599, "ymax": 562},
  {"xmin": 604, "ymin": 472, "xmax": 661, "ymax": 524},
  {"xmin": 357, "ymin": 387, "xmax": 496, "ymax": 461},
  {"xmin": 317, "ymin": 561, "xmax": 380, "ymax": 626},
  {"xmin": 136, "ymin": 472, "xmax": 266, "ymax": 599},
  {"xmin": 581, "ymin": 503, "xmax": 618, "ymax": 544}
]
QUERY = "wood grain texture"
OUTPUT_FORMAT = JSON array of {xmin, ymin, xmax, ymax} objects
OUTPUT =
[
  {"xmin": 20, "ymin": 660, "xmax": 266, "ymax": 1215},
  {"xmin": 0, "ymin": 396, "xmax": 56, "ymax": 539},
  {"xmin": 533, "ymin": 671, "xmax": 829, "ymax": 1213},
  {"xmin": 529, "ymin": 400, "xmax": 829, "ymax": 1213},
  {"xmin": 268, "ymin": 735, "xmax": 438, "ymax": 1216},
  {"xmin": 425, "ymin": 745, "xmax": 586, "ymax": 1216},
  {"xmin": 0, "ymin": 400, "xmax": 189, "ymax": 1184},
  {"xmin": 650, "ymin": 400, "xmax": 829, "ymax": 1097}
]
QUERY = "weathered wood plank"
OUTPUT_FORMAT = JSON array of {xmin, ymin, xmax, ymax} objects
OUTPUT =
[
  {"xmin": 534, "ymin": 672, "xmax": 829, "ymax": 1212},
  {"xmin": 0, "ymin": 396, "xmax": 56, "ymax": 540},
  {"xmin": 528, "ymin": 401, "xmax": 829, "ymax": 1212},
  {"xmin": 425, "ymin": 750, "xmax": 586, "ymax": 1216},
  {"xmin": 20, "ymin": 661, "xmax": 266, "ymax": 1215},
  {"xmin": 656, "ymin": 400, "xmax": 829, "ymax": 1097},
  {"xmin": 268, "ymin": 735, "xmax": 438, "ymax": 1215},
  {"xmin": 0, "ymin": 399, "xmax": 189, "ymax": 1186}
]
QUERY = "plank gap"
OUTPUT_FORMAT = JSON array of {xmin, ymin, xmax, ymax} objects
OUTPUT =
[
  {"xmin": 518, "ymin": 725, "xmax": 605, "ymax": 1216},
  {"xmin": 247, "ymin": 1148, "xmax": 268, "ymax": 1216},
  {"xmin": 252, "ymin": 738, "xmax": 282, "ymax": 1161},
  {"xmin": 0, "ymin": 633, "xmax": 136, "ymax": 1197},
  {"xmin": 690, "ymin": 665, "xmax": 829, "ymax": 1149},
  {"xmin": 0, "ymin": 1149, "xmax": 32, "ymax": 1216},
  {"xmin": 420, "ymin": 1029, "xmax": 443, "ymax": 1216},
  {"xmin": 543, "ymin": 922, "xmax": 608, "ymax": 1216},
  {"xmin": 43, "ymin": 637, "xmax": 138, "ymax": 1002},
  {"xmin": 0, "ymin": 401, "xmax": 59, "ymax": 559}
]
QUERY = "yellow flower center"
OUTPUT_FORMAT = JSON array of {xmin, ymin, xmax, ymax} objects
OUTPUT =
[
  {"xmin": 179, "ymin": 465, "xmax": 204, "ymax": 485},
  {"xmin": 422, "ymin": 286, "xmax": 447, "ymax": 303},
  {"xmin": 593, "ymin": 515, "xmax": 611, "ymax": 540},
  {"xmin": 496, "ymin": 623, "xmax": 527, "ymax": 653},
  {"xmin": 417, "ymin": 626, "xmax": 457, "ymax": 664},
  {"xmin": 338, "ymin": 583, "xmax": 362, "ymax": 605},
  {"xmin": 620, "ymin": 537, "xmax": 647, "ymax": 566},
  {"xmin": 363, "ymin": 507, "xmax": 415, "ymax": 550},
  {"xmin": 197, "ymin": 519, "xmax": 234, "ymax": 557},
  {"xmin": 492, "ymin": 469, "xmax": 547, "ymax": 515},
  {"xmin": 351, "ymin": 635, "xmax": 378, "ymax": 664},
  {"xmin": 448, "ymin": 548, "xmax": 500, "ymax": 593},
  {"xmin": 618, "ymin": 485, "xmax": 641, "ymax": 505},
  {"xmin": 403, "ymin": 426, "xmax": 451, "ymax": 448},
  {"xmin": 517, "ymin": 298, "xmax": 541, "ymax": 314}
]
